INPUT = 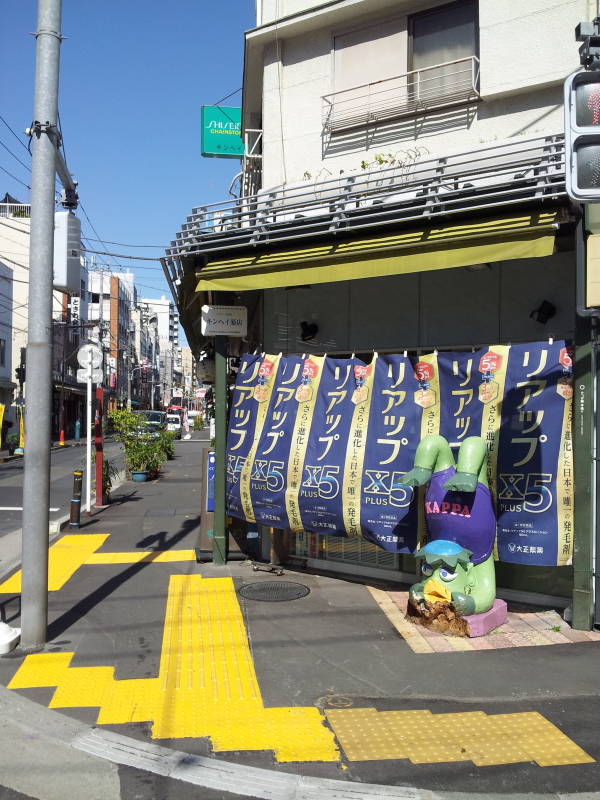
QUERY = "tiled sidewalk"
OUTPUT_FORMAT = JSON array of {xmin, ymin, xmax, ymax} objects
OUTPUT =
[{"xmin": 369, "ymin": 587, "xmax": 600, "ymax": 654}]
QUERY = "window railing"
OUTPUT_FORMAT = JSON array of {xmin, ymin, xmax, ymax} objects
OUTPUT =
[{"xmin": 322, "ymin": 55, "xmax": 480, "ymax": 133}]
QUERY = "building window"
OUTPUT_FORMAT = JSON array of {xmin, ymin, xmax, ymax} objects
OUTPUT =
[
  {"xmin": 0, "ymin": 338, "xmax": 5, "ymax": 367},
  {"xmin": 333, "ymin": 16, "xmax": 407, "ymax": 95},
  {"xmin": 409, "ymin": 0, "xmax": 477, "ymax": 91}
]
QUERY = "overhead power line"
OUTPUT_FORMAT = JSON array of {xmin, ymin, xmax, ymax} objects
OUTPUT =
[
  {"xmin": 0, "ymin": 115, "xmax": 30, "ymax": 154},
  {"xmin": 0, "ymin": 164, "xmax": 31, "ymax": 190},
  {"xmin": 82, "ymin": 236, "xmax": 166, "ymax": 248},
  {"xmin": 0, "ymin": 138, "xmax": 32, "ymax": 174},
  {"xmin": 81, "ymin": 247, "xmax": 161, "ymax": 262}
]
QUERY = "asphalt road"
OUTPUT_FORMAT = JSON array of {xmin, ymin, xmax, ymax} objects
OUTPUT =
[{"xmin": 0, "ymin": 440, "xmax": 125, "ymax": 538}]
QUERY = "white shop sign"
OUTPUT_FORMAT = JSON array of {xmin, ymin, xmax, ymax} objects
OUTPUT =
[{"xmin": 201, "ymin": 305, "xmax": 247, "ymax": 337}]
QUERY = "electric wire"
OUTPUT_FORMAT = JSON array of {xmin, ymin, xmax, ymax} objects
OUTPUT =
[
  {"xmin": 0, "ymin": 165, "xmax": 31, "ymax": 190},
  {"xmin": 0, "ymin": 138, "xmax": 32, "ymax": 175},
  {"xmin": 0, "ymin": 115, "xmax": 30, "ymax": 154},
  {"xmin": 82, "ymin": 237, "xmax": 167, "ymax": 249}
]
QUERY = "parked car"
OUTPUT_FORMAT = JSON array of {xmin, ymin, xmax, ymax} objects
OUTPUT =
[
  {"xmin": 132, "ymin": 410, "xmax": 166, "ymax": 438},
  {"xmin": 166, "ymin": 413, "xmax": 182, "ymax": 439}
]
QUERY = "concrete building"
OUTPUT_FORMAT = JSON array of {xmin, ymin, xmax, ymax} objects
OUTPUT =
[
  {"xmin": 166, "ymin": 1, "xmax": 598, "ymax": 628},
  {"xmin": 0, "ymin": 260, "xmax": 16, "ymax": 439},
  {"xmin": 139, "ymin": 295, "xmax": 180, "ymax": 398},
  {"xmin": 0, "ymin": 197, "xmax": 89, "ymax": 439},
  {"xmin": 88, "ymin": 270, "xmax": 135, "ymax": 409},
  {"xmin": 179, "ymin": 345, "xmax": 196, "ymax": 397},
  {"xmin": 130, "ymin": 303, "xmax": 161, "ymax": 408}
]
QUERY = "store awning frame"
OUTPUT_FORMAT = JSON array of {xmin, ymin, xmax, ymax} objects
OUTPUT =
[{"xmin": 195, "ymin": 212, "xmax": 560, "ymax": 293}]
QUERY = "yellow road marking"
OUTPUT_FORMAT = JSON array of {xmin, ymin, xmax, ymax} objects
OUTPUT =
[
  {"xmin": 326, "ymin": 707, "xmax": 595, "ymax": 766},
  {"xmin": 0, "ymin": 535, "xmax": 197, "ymax": 593},
  {"xmin": 85, "ymin": 550, "xmax": 197, "ymax": 564},
  {"xmin": 0, "ymin": 534, "xmax": 111, "ymax": 593},
  {"xmin": 8, "ymin": 575, "xmax": 339, "ymax": 763}
]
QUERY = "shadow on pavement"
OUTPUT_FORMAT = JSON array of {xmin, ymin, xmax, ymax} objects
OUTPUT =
[{"xmin": 46, "ymin": 516, "xmax": 198, "ymax": 641}]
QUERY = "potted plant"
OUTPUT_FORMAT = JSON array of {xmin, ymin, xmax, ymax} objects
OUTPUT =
[
  {"xmin": 124, "ymin": 435, "xmax": 162, "ymax": 482},
  {"xmin": 5, "ymin": 433, "xmax": 18, "ymax": 456},
  {"xmin": 193, "ymin": 414, "xmax": 204, "ymax": 431},
  {"xmin": 102, "ymin": 457, "xmax": 120, "ymax": 501},
  {"xmin": 109, "ymin": 409, "xmax": 165, "ymax": 482},
  {"xmin": 159, "ymin": 430, "xmax": 176, "ymax": 460}
]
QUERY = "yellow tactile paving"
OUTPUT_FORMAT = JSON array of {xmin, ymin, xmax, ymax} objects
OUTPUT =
[
  {"xmin": 8, "ymin": 575, "xmax": 340, "ymax": 763},
  {"xmin": 326, "ymin": 708, "xmax": 595, "ymax": 766},
  {"xmin": 85, "ymin": 550, "xmax": 197, "ymax": 564},
  {"xmin": 0, "ymin": 534, "xmax": 110, "ymax": 593}
]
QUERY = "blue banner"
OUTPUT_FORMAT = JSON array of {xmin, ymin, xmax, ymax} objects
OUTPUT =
[
  {"xmin": 358, "ymin": 355, "xmax": 422, "ymax": 553},
  {"xmin": 225, "ymin": 342, "xmax": 573, "ymax": 566},
  {"xmin": 297, "ymin": 357, "xmax": 365, "ymax": 536},
  {"xmin": 249, "ymin": 355, "xmax": 305, "ymax": 529},
  {"xmin": 225, "ymin": 354, "xmax": 266, "ymax": 519},
  {"xmin": 496, "ymin": 341, "xmax": 573, "ymax": 566}
]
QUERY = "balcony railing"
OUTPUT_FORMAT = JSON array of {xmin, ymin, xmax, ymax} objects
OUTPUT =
[
  {"xmin": 162, "ymin": 134, "xmax": 567, "ymax": 295},
  {"xmin": 0, "ymin": 203, "xmax": 31, "ymax": 218},
  {"xmin": 322, "ymin": 56, "xmax": 480, "ymax": 134}
]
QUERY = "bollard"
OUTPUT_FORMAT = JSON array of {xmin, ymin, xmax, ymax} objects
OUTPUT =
[{"xmin": 69, "ymin": 470, "xmax": 83, "ymax": 528}]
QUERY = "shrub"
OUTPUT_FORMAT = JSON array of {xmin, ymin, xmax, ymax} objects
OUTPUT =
[{"xmin": 193, "ymin": 414, "xmax": 204, "ymax": 431}]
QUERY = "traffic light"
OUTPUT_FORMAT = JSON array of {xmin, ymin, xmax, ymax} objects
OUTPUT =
[{"xmin": 565, "ymin": 70, "xmax": 600, "ymax": 201}]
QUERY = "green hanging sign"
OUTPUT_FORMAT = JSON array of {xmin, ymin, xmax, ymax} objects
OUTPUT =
[{"xmin": 201, "ymin": 106, "xmax": 244, "ymax": 158}]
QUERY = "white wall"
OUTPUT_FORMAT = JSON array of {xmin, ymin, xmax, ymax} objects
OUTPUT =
[
  {"xmin": 258, "ymin": 0, "xmax": 591, "ymax": 189},
  {"xmin": 262, "ymin": 252, "xmax": 575, "ymax": 354}
]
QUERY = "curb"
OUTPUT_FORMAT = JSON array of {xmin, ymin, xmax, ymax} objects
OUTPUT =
[{"xmin": 0, "ymin": 684, "xmax": 598, "ymax": 800}]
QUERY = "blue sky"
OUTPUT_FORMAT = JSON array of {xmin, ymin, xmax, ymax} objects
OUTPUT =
[{"xmin": 2, "ymin": 0, "xmax": 255, "ymax": 334}]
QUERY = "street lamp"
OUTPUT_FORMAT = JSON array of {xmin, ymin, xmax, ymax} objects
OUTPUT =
[{"xmin": 127, "ymin": 365, "xmax": 145, "ymax": 411}]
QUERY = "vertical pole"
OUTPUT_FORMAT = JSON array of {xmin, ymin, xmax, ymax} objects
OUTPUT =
[
  {"xmin": 69, "ymin": 470, "xmax": 82, "ymax": 528},
  {"xmin": 58, "ymin": 324, "xmax": 65, "ymax": 444},
  {"xmin": 95, "ymin": 386, "xmax": 104, "ymax": 506},
  {"xmin": 20, "ymin": 0, "xmax": 63, "ymax": 651},
  {"xmin": 212, "ymin": 335, "xmax": 227, "ymax": 565},
  {"xmin": 573, "ymin": 314, "xmax": 596, "ymax": 629},
  {"xmin": 573, "ymin": 211, "xmax": 596, "ymax": 630},
  {"xmin": 85, "ymin": 348, "xmax": 92, "ymax": 513},
  {"xmin": 127, "ymin": 364, "xmax": 132, "ymax": 410}
]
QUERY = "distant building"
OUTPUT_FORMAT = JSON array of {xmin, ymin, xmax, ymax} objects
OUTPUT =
[
  {"xmin": 139, "ymin": 295, "xmax": 180, "ymax": 397},
  {"xmin": 88, "ymin": 270, "xmax": 135, "ymax": 409},
  {"xmin": 0, "ymin": 196, "xmax": 88, "ymax": 438}
]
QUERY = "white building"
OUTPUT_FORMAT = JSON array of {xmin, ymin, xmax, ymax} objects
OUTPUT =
[
  {"xmin": 0, "ymin": 197, "xmax": 89, "ymax": 437},
  {"xmin": 139, "ymin": 295, "xmax": 180, "ymax": 395},
  {"xmin": 0, "ymin": 260, "xmax": 16, "ymax": 430}
]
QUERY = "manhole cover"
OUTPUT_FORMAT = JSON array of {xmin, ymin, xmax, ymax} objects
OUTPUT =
[{"xmin": 238, "ymin": 581, "xmax": 310, "ymax": 602}]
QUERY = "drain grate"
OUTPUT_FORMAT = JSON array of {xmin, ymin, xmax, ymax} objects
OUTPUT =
[{"xmin": 238, "ymin": 581, "xmax": 310, "ymax": 602}]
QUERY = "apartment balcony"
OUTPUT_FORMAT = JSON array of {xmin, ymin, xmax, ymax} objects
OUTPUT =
[
  {"xmin": 322, "ymin": 56, "xmax": 480, "ymax": 134},
  {"xmin": 163, "ymin": 133, "xmax": 566, "ymax": 295},
  {"xmin": 0, "ymin": 203, "xmax": 31, "ymax": 219}
]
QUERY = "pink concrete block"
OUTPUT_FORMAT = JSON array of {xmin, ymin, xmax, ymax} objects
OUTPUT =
[{"xmin": 464, "ymin": 599, "xmax": 508, "ymax": 638}]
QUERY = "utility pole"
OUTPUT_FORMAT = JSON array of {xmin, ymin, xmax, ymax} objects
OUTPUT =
[{"xmin": 20, "ymin": 0, "xmax": 63, "ymax": 650}]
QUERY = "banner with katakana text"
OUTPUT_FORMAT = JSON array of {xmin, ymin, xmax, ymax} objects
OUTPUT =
[
  {"xmin": 225, "ymin": 342, "xmax": 573, "ymax": 566},
  {"xmin": 226, "ymin": 353, "xmax": 278, "ymax": 520}
]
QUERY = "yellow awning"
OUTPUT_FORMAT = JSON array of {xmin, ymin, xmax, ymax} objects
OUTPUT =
[{"xmin": 195, "ymin": 212, "xmax": 558, "ymax": 292}]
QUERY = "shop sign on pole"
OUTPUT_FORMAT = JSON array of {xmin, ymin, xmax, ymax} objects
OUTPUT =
[
  {"xmin": 200, "ymin": 106, "xmax": 244, "ymax": 158},
  {"xmin": 201, "ymin": 305, "xmax": 247, "ymax": 337}
]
